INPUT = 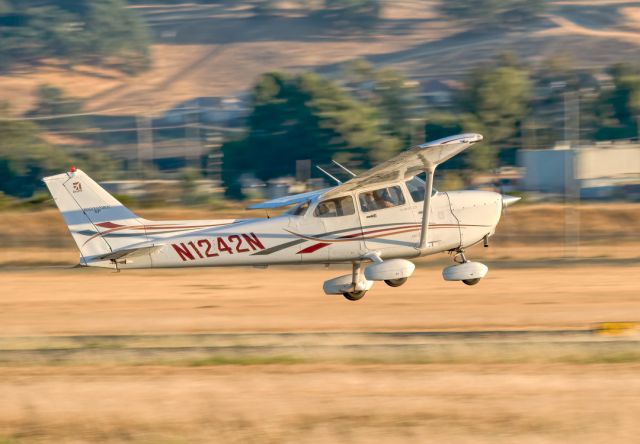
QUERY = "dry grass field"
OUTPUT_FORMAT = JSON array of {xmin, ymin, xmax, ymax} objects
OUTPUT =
[{"xmin": 1, "ymin": 363, "xmax": 640, "ymax": 444}]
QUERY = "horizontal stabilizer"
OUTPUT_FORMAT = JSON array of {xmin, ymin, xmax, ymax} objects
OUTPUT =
[{"xmin": 97, "ymin": 245, "xmax": 162, "ymax": 262}]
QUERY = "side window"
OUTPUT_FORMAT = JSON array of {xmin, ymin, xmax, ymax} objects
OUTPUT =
[
  {"xmin": 314, "ymin": 196, "xmax": 355, "ymax": 218},
  {"xmin": 359, "ymin": 185, "xmax": 406, "ymax": 213}
]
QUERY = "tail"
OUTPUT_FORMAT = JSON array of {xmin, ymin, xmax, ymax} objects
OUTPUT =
[{"xmin": 43, "ymin": 169, "xmax": 148, "ymax": 266}]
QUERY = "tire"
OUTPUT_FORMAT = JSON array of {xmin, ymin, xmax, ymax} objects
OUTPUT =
[
  {"xmin": 343, "ymin": 291, "xmax": 367, "ymax": 301},
  {"xmin": 384, "ymin": 278, "xmax": 407, "ymax": 287},
  {"xmin": 462, "ymin": 278, "xmax": 481, "ymax": 286}
]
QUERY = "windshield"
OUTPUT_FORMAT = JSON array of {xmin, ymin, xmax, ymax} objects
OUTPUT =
[
  {"xmin": 286, "ymin": 200, "xmax": 310, "ymax": 216},
  {"xmin": 405, "ymin": 175, "xmax": 437, "ymax": 202}
]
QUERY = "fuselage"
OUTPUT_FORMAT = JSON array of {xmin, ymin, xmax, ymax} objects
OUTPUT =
[{"xmin": 103, "ymin": 180, "xmax": 503, "ymax": 270}]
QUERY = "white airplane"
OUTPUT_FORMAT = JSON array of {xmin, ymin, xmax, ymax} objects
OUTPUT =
[{"xmin": 43, "ymin": 133, "xmax": 520, "ymax": 301}]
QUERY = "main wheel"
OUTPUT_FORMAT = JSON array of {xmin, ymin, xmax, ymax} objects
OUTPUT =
[
  {"xmin": 462, "ymin": 278, "xmax": 481, "ymax": 286},
  {"xmin": 343, "ymin": 291, "xmax": 367, "ymax": 301},
  {"xmin": 384, "ymin": 278, "xmax": 407, "ymax": 287}
]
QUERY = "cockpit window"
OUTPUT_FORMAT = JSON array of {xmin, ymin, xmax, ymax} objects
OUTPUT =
[
  {"xmin": 314, "ymin": 196, "xmax": 355, "ymax": 218},
  {"xmin": 289, "ymin": 200, "xmax": 310, "ymax": 216},
  {"xmin": 405, "ymin": 175, "xmax": 437, "ymax": 203},
  {"xmin": 359, "ymin": 185, "xmax": 406, "ymax": 212}
]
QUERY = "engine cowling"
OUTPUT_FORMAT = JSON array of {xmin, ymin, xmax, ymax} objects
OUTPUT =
[
  {"xmin": 442, "ymin": 261, "xmax": 488, "ymax": 281},
  {"xmin": 364, "ymin": 259, "xmax": 415, "ymax": 281}
]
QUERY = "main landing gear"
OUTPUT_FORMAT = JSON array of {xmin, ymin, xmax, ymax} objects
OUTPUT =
[
  {"xmin": 323, "ymin": 258, "xmax": 416, "ymax": 301},
  {"xmin": 343, "ymin": 290, "xmax": 367, "ymax": 301},
  {"xmin": 442, "ymin": 249, "xmax": 488, "ymax": 286},
  {"xmin": 342, "ymin": 262, "xmax": 369, "ymax": 301}
]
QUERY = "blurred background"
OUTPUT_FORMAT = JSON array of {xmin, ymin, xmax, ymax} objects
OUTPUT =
[{"xmin": 0, "ymin": 1, "xmax": 639, "ymax": 443}]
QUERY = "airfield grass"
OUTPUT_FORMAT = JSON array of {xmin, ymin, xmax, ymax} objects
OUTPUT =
[{"xmin": 1, "ymin": 264, "xmax": 640, "ymax": 443}]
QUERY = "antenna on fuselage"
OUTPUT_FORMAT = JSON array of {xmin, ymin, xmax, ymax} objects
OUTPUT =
[
  {"xmin": 331, "ymin": 160, "xmax": 357, "ymax": 177},
  {"xmin": 315, "ymin": 165, "xmax": 342, "ymax": 185}
]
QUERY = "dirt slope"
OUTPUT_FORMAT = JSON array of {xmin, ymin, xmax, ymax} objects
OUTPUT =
[{"xmin": 2, "ymin": 1, "xmax": 640, "ymax": 115}]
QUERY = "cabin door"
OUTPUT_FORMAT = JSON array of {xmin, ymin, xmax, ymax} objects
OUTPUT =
[{"xmin": 356, "ymin": 184, "xmax": 419, "ymax": 257}]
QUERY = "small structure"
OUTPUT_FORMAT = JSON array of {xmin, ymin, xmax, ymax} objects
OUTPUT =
[
  {"xmin": 161, "ymin": 96, "xmax": 248, "ymax": 125},
  {"xmin": 420, "ymin": 79, "xmax": 463, "ymax": 106},
  {"xmin": 519, "ymin": 141, "xmax": 640, "ymax": 199}
]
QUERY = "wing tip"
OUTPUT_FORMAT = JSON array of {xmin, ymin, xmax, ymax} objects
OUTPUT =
[{"xmin": 419, "ymin": 133, "xmax": 483, "ymax": 148}]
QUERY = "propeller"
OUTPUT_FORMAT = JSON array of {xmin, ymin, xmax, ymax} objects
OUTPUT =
[{"xmin": 501, "ymin": 195, "xmax": 521, "ymax": 213}]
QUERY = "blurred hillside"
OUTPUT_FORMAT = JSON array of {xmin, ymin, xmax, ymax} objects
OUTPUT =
[
  {"xmin": 2, "ymin": 1, "xmax": 640, "ymax": 114},
  {"xmin": 1, "ymin": 0, "xmax": 640, "ymax": 200}
]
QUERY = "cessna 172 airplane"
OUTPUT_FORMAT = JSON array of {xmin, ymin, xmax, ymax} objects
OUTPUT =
[{"xmin": 43, "ymin": 133, "xmax": 520, "ymax": 301}]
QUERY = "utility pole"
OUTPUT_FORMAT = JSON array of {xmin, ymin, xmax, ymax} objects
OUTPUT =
[
  {"xmin": 136, "ymin": 115, "xmax": 154, "ymax": 177},
  {"xmin": 205, "ymin": 130, "xmax": 224, "ymax": 185},
  {"xmin": 184, "ymin": 108, "xmax": 202, "ymax": 171}
]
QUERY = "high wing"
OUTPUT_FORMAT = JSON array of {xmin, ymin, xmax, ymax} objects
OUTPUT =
[
  {"xmin": 323, "ymin": 133, "xmax": 483, "ymax": 198},
  {"xmin": 246, "ymin": 134, "xmax": 481, "ymax": 210},
  {"xmin": 322, "ymin": 133, "xmax": 483, "ymax": 252},
  {"xmin": 247, "ymin": 187, "xmax": 333, "ymax": 210}
]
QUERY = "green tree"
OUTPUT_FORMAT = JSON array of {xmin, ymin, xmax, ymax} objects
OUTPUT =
[
  {"xmin": 315, "ymin": 0, "xmax": 382, "ymax": 28},
  {"xmin": 0, "ymin": 104, "xmax": 70, "ymax": 197},
  {"xmin": 438, "ymin": 0, "xmax": 546, "ymax": 27},
  {"xmin": 0, "ymin": 0, "xmax": 150, "ymax": 73},
  {"xmin": 345, "ymin": 60, "xmax": 421, "ymax": 143},
  {"xmin": 222, "ymin": 72, "xmax": 400, "ymax": 198},
  {"xmin": 424, "ymin": 59, "xmax": 532, "ymax": 172},
  {"xmin": 424, "ymin": 112, "xmax": 496, "ymax": 171},
  {"xmin": 0, "ymin": 0, "xmax": 11, "ymax": 13},
  {"xmin": 595, "ymin": 64, "xmax": 640, "ymax": 140},
  {"xmin": 27, "ymin": 84, "xmax": 86, "ymax": 131},
  {"xmin": 459, "ymin": 64, "xmax": 532, "ymax": 142}
]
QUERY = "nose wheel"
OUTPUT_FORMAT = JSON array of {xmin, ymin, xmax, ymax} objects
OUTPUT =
[{"xmin": 443, "ymin": 249, "xmax": 488, "ymax": 286}]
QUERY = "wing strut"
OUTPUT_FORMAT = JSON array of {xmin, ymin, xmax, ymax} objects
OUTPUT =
[{"xmin": 418, "ymin": 165, "xmax": 436, "ymax": 251}]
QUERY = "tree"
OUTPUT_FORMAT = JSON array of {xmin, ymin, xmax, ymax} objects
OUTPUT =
[
  {"xmin": 437, "ymin": 0, "xmax": 546, "ymax": 27},
  {"xmin": 424, "ymin": 58, "xmax": 532, "ymax": 172},
  {"xmin": 424, "ymin": 112, "xmax": 496, "ymax": 172},
  {"xmin": 222, "ymin": 72, "xmax": 400, "ymax": 198},
  {"xmin": 594, "ymin": 64, "xmax": 640, "ymax": 140},
  {"xmin": 0, "ymin": 0, "xmax": 150, "ymax": 74},
  {"xmin": 0, "ymin": 103, "xmax": 70, "ymax": 197},
  {"xmin": 345, "ymin": 60, "xmax": 421, "ymax": 144},
  {"xmin": 314, "ymin": 0, "xmax": 382, "ymax": 28},
  {"xmin": 459, "ymin": 64, "xmax": 532, "ymax": 143},
  {"xmin": 0, "ymin": 0, "xmax": 11, "ymax": 13}
]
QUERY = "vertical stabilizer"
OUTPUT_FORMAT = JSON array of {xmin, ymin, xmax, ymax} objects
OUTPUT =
[{"xmin": 43, "ymin": 169, "xmax": 148, "ymax": 266}]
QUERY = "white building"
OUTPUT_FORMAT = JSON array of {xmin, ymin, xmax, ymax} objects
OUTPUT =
[{"xmin": 519, "ymin": 141, "xmax": 640, "ymax": 199}]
